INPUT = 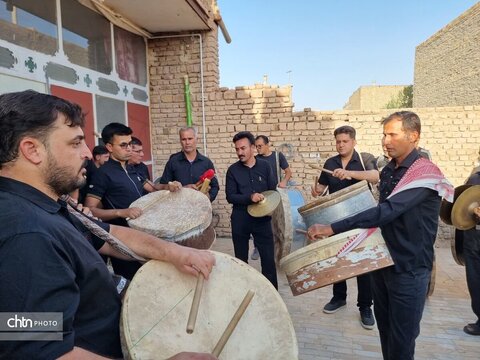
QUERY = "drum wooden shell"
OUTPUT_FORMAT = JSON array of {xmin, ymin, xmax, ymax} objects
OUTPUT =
[
  {"xmin": 128, "ymin": 189, "xmax": 214, "ymax": 249},
  {"xmin": 298, "ymin": 181, "xmax": 376, "ymax": 227},
  {"xmin": 271, "ymin": 188, "xmax": 307, "ymax": 264},
  {"xmin": 280, "ymin": 228, "xmax": 393, "ymax": 296},
  {"xmin": 121, "ymin": 251, "xmax": 298, "ymax": 359}
]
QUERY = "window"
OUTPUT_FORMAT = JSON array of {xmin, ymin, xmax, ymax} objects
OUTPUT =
[
  {"xmin": 114, "ymin": 25, "xmax": 147, "ymax": 85},
  {"xmin": 0, "ymin": 0, "xmax": 57, "ymax": 55},
  {"xmin": 61, "ymin": 0, "xmax": 112, "ymax": 74}
]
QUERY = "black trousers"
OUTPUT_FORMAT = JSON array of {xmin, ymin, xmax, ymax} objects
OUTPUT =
[
  {"xmin": 371, "ymin": 266, "xmax": 430, "ymax": 360},
  {"xmin": 231, "ymin": 210, "xmax": 278, "ymax": 289},
  {"xmin": 464, "ymin": 228, "xmax": 480, "ymax": 325},
  {"xmin": 331, "ymin": 273, "xmax": 373, "ymax": 309}
]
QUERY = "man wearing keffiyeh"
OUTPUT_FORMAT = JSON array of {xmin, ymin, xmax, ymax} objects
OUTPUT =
[{"xmin": 307, "ymin": 111, "xmax": 454, "ymax": 360}]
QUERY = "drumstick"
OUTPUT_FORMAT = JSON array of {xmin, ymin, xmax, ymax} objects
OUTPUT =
[
  {"xmin": 296, "ymin": 229, "xmax": 307, "ymax": 235},
  {"xmin": 309, "ymin": 163, "xmax": 333, "ymax": 174},
  {"xmin": 186, "ymin": 274, "xmax": 205, "ymax": 334},
  {"xmin": 212, "ymin": 290, "xmax": 255, "ymax": 357},
  {"xmin": 309, "ymin": 164, "xmax": 352, "ymax": 180}
]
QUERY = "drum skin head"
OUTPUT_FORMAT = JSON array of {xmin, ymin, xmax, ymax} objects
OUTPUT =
[
  {"xmin": 121, "ymin": 251, "xmax": 298, "ymax": 359},
  {"xmin": 128, "ymin": 188, "xmax": 212, "ymax": 241}
]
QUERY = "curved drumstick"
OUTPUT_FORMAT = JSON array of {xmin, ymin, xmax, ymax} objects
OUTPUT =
[
  {"xmin": 186, "ymin": 274, "xmax": 205, "ymax": 334},
  {"xmin": 212, "ymin": 290, "xmax": 255, "ymax": 357}
]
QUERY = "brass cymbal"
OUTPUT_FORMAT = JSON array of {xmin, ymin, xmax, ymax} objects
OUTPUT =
[
  {"xmin": 451, "ymin": 185, "xmax": 480, "ymax": 230},
  {"xmin": 247, "ymin": 190, "xmax": 281, "ymax": 217},
  {"xmin": 439, "ymin": 185, "xmax": 471, "ymax": 225}
]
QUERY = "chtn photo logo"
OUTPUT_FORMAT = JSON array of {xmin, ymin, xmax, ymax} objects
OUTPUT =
[{"xmin": 7, "ymin": 314, "xmax": 58, "ymax": 328}]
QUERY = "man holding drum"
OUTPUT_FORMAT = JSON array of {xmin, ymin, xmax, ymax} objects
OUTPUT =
[
  {"xmin": 311, "ymin": 125, "xmax": 379, "ymax": 330},
  {"xmin": 0, "ymin": 91, "xmax": 216, "ymax": 360},
  {"xmin": 156, "ymin": 126, "xmax": 219, "ymax": 202},
  {"xmin": 308, "ymin": 112, "xmax": 453, "ymax": 360},
  {"xmin": 226, "ymin": 131, "xmax": 278, "ymax": 289}
]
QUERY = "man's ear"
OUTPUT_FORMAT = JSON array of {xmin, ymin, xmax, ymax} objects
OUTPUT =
[
  {"xmin": 18, "ymin": 137, "xmax": 45, "ymax": 165},
  {"xmin": 407, "ymin": 131, "xmax": 420, "ymax": 144},
  {"xmin": 105, "ymin": 143, "xmax": 113, "ymax": 153}
]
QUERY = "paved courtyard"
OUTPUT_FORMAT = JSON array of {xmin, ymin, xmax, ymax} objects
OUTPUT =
[{"xmin": 211, "ymin": 238, "xmax": 480, "ymax": 360}]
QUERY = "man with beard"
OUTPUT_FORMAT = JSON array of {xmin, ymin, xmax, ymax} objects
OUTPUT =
[
  {"xmin": 0, "ymin": 90, "xmax": 215, "ymax": 360},
  {"xmin": 225, "ymin": 131, "xmax": 278, "ymax": 289},
  {"xmin": 307, "ymin": 112, "xmax": 453, "ymax": 360},
  {"xmin": 157, "ymin": 127, "xmax": 219, "ymax": 202}
]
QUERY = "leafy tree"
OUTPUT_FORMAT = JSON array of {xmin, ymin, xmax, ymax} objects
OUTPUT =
[{"xmin": 385, "ymin": 85, "xmax": 413, "ymax": 109}]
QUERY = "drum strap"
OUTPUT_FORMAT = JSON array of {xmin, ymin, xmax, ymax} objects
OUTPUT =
[
  {"xmin": 61, "ymin": 196, "xmax": 147, "ymax": 262},
  {"xmin": 275, "ymin": 151, "xmax": 281, "ymax": 184},
  {"xmin": 358, "ymin": 151, "xmax": 373, "ymax": 192}
]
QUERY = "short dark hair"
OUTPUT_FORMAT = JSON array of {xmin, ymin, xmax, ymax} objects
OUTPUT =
[
  {"xmin": 233, "ymin": 131, "xmax": 255, "ymax": 145},
  {"xmin": 92, "ymin": 145, "xmax": 108, "ymax": 157},
  {"xmin": 0, "ymin": 90, "xmax": 84, "ymax": 168},
  {"xmin": 333, "ymin": 125, "xmax": 356, "ymax": 139},
  {"xmin": 255, "ymin": 135, "xmax": 269, "ymax": 144},
  {"xmin": 131, "ymin": 136, "xmax": 142, "ymax": 146},
  {"xmin": 101, "ymin": 122, "xmax": 132, "ymax": 144},
  {"xmin": 382, "ymin": 111, "xmax": 421, "ymax": 134}
]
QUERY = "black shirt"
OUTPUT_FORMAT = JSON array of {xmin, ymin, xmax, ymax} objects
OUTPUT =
[
  {"xmin": 225, "ymin": 158, "xmax": 276, "ymax": 212},
  {"xmin": 133, "ymin": 162, "xmax": 151, "ymax": 182},
  {"xmin": 78, "ymin": 159, "xmax": 98, "ymax": 204},
  {"xmin": 87, "ymin": 158, "xmax": 145, "ymax": 226},
  {"xmin": 256, "ymin": 151, "xmax": 289, "ymax": 183},
  {"xmin": 159, "ymin": 151, "xmax": 219, "ymax": 201},
  {"xmin": 319, "ymin": 150, "xmax": 377, "ymax": 193},
  {"xmin": 331, "ymin": 149, "xmax": 441, "ymax": 272},
  {"xmin": 0, "ymin": 177, "xmax": 122, "ymax": 359}
]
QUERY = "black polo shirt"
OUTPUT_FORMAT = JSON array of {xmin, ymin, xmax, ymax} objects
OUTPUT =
[
  {"xmin": 87, "ymin": 158, "xmax": 144, "ymax": 226},
  {"xmin": 225, "ymin": 158, "xmax": 276, "ymax": 211},
  {"xmin": 78, "ymin": 159, "xmax": 98, "ymax": 204},
  {"xmin": 331, "ymin": 149, "xmax": 441, "ymax": 272},
  {"xmin": 133, "ymin": 162, "xmax": 151, "ymax": 181},
  {"xmin": 0, "ymin": 177, "xmax": 122, "ymax": 359},
  {"xmin": 319, "ymin": 150, "xmax": 377, "ymax": 193},
  {"xmin": 256, "ymin": 151, "xmax": 289, "ymax": 183},
  {"xmin": 159, "ymin": 150, "xmax": 219, "ymax": 201}
]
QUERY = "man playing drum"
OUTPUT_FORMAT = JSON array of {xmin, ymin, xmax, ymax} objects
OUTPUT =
[
  {"xmin": 308, "ymin": 111, "xmax": 453, "ymax": 360},
  {"xmin": 252, "ymin": 135, "xmax": 294, "ymax": 260},
  {"xmin": 460, "ymin": 168, "xmax": 480, "ymax": 336},
  {"xmin": 311, "ymin": 125, "xmax": 379, "ymax": 329},
  {"xmin": 0, "ymin": 90, "xmax": 216, "ymax": 360},
  {"xmin": 156, "ymin": 127, "xmax": 219, "ymax": 202},
  {"xmin": 226, "ymin": 131, "xmax": 278, "ymax": 289}
]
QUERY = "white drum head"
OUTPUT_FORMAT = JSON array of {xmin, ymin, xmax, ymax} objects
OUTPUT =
[{"xmin": 121, "ymin": 251, "xmax": 298, "ymax": 359}]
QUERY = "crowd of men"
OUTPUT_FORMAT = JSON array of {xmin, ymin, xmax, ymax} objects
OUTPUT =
[{"xmin": 0, "ymin": 90, "xmax": 478, "ymax": 360}]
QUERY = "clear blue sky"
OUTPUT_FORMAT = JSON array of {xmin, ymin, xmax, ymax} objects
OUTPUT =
[{"xmin": 218, "ymin": 0, "xmax": 478, "ymax": 110}]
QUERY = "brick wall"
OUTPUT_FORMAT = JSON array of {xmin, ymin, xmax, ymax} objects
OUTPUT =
[
  {"xmin": 148, "ymin": 7, "xmax": 480, "ymax": 246},
  {"xmin": 344, "ymin": 85, "xmax": 410, "ymax": 110},
  {"xmin": 414, "ymin": 2, "xmax": 480, "ymax": 107}
]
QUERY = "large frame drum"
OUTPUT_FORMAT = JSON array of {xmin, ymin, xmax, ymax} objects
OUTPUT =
[
  {"xmin": 121, "ymin": 251, "xmax": 298, "ymax": 359},
  {"xmin": 271, "ymin": 188, "xmax": 306, "ymax": 264},
  {"xmin": 298, "ymin": 180, "xmax": 376, "ymax": 227},
  {"xmin": 128, "ymin": 189, "xmax": 215, "ymax": 249},
  {"xmin": 280, "ymin": 228, "xmax": 393, "ymax": 296}
]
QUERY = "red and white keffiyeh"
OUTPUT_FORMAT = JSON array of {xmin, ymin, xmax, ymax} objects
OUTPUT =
[{"xmin": 336, "ymin": 158, "xmax": 454, "ymax": 257}]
